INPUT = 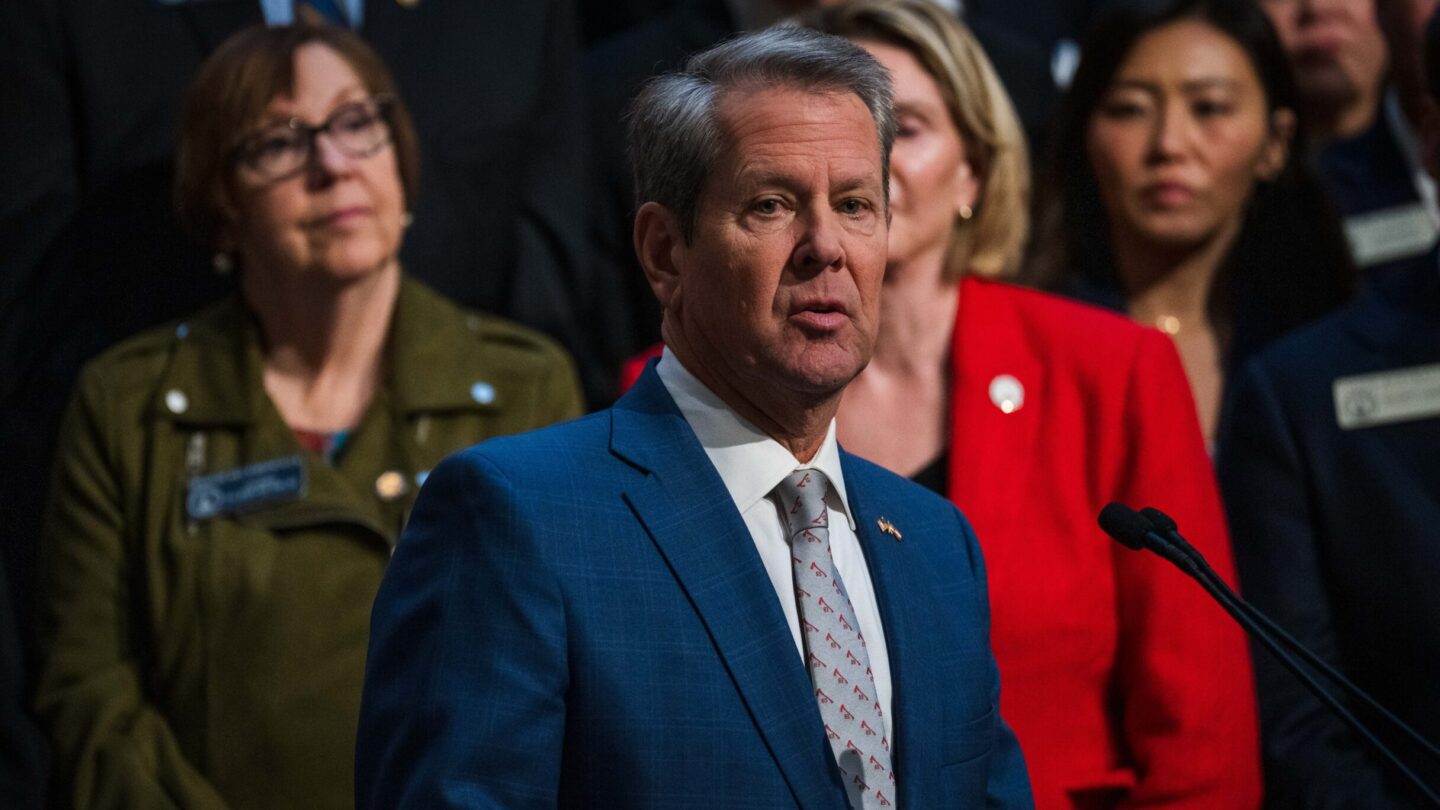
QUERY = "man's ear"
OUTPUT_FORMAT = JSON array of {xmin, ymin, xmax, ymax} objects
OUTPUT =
[
  {"xmin": 1257, "ymin": 107, "xmax": 1296, "ymax": 181},
  {"xmin": 634, "ymin": 201, "xmax": 686, "ymax": 311}
]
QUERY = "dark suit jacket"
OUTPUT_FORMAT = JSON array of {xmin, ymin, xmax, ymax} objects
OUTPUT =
[
  {"xmin": 0, "ymin": 0, "xmax": 598, "ymax": 655},
  {"xmin": 356, "ymin": 366, "xmax": 1034, "ymax": 808},
  {"xmin": 1217, "ymin": 256, "xmax": 1440, "ymax": 808},
  {"xmin": 0, "ymin": 560, "xmax": 45, "ymax": 810}
]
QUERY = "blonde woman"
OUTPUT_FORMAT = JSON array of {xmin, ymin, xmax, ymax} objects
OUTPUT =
[{"xmin": 815, "ymin": 2, "xmax": 1260, "ymax": 807}]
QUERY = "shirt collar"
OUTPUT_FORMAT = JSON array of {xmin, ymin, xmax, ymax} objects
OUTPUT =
[
  {"xmin": 655, "ymin": 347, "xmax": 856, "ymax": 530},
  {"xmin": 258, "ymin": 0, "xmax": 364, "ymax": 27}
]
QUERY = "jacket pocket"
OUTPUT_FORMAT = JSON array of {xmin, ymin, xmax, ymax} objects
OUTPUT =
[{"xmin": 944, "ymin": 705, "xmax": 995, "ymax": 766}]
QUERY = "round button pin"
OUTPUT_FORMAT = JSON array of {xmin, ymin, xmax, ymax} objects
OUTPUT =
[
  {"xmin": 375, "ymin": 470, "xmax": 409, "ymax": 501},
  {"xmin": 165, "ymin": 389, "xmax": 189, "ymax": 414},
  {"xmin": 470, "ymin": 381, "xmax": 496, "ymax": 405},
  {"xmin": 988, "ymin": 374, "xmax": 1024, "ymax": 414}
]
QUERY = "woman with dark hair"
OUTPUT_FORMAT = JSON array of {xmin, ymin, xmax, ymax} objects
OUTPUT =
[
  {"xmin": 1025, "ymin": 0, "xmax": 1355, "ymax": 445},
  {"xmin": 35, "ymin": 22, "xmax": 582, "ymax": 809}
]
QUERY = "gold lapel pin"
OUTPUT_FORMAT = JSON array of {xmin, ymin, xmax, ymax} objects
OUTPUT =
[{"xmin": 876, "ymin": 517, "xmax": 902, "ymax": 542}]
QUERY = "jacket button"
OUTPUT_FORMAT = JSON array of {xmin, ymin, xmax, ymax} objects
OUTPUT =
[
  {"xmin": 988, "ymin": 375, "xmax": 1024, "ymax": 414},
  {"xmin": 470, "ymin": 381, "xmax": 496, "ymax": 405},
  {"xmin": 165, "ymin": 389, "xmax": 189, "ymax": 414}
]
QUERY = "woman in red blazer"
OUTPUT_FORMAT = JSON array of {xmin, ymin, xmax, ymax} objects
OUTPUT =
[{"xmin": 623, "ymin": 1, "xmax": 1260, "ymax": 806}]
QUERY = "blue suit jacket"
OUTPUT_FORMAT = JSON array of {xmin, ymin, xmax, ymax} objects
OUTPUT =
[
  {"xmin": 356, "ymin": 367, "xmax": 1032, "ymax": 808},
  {"xmin": 1217, "ymin": 257, "xmax": 1440, "ymax": 808}
]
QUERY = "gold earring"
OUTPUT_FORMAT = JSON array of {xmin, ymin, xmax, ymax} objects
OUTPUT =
[{"xmin": 958, "ymin": 204, "xmax": 974, "ymax": 221}]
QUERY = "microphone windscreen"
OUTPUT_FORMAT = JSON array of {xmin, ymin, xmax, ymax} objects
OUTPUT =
[
  {"xmin": 1140, "ymin": 507, "xmax": 1178, "ymax": 534},
  {"xmin": 1098, "ymin": 503, "xmax": 1151, "ymax": 550}
]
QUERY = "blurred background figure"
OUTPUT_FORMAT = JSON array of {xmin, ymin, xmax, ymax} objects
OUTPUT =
[
  {"xmin": 34, "ymin": 24, "xmax": 582, "ymax": 809},
  {"xmin": 1025, "ymin": 0, "xmax": 1356, "ymax": 446},
  {"xmin": 587, "ymin": 0, "xmax": 1057, "ymax": 395},
  {"xmin": 1217, "ymin": 6, "xmax": 1440, "ymax": 807},
  {"xmin": 966, "ymin": 0, "xmax": 1107, "ymax": 88},
  {"xmin": 623, "ymin": 2, "xmax": 1262, "ymax": 805},
  {"xmin": 1262, "ymin": 0, "xmax": 1440, "ymax": 277},
  {"xmin": 0, "ymin": 1, "xmax": 597, "ymax": 680},
  {"xmin": 0, "ymin": 559, "xmax": 45, "ymax": 810}
]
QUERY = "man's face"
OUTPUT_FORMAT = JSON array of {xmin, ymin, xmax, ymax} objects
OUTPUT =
[
  {"xmin": 669, "ymin": 86, "xmax": 888, "ymax": 399},
  {"xmin": 1260, "ymin": 0, "xmax": 1388, "ymax": 115}
]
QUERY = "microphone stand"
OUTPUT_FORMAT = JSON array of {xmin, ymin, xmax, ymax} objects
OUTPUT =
[
  {"xmin": 1099, "ymin": 503, "xmax": 1440, "ymax": 807},
  {"xmin": 1140, "ymin": 506, "xmax": 1440, "ymax": 768}
]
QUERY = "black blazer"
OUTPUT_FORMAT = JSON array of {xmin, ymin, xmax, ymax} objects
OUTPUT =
[
  {"xmin": 1217, "ymin": 256, "xmax": 1440, "ymax": 808},
  {"xmin": 0, "ymin": 0, "xmax": 595, "ymax": 651}
]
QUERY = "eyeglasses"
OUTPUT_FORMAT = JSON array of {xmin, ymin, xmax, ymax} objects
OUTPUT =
[{"xmin": 232, "ymin": 96, "xmax": 394, "ymax": 181}]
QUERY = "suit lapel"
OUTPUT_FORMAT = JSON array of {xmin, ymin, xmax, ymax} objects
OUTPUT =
[
  {"xmin": 611, "ymin": 369, "xmax": 844, "ymax": 809},
  {"xmin": 948, "ymin": 278, "xmax": 1042, "ymax": 532},
  {"xmin": 1346, "ymin": 254, "xmax": 1440, "ymax": 368},
  {"xmin": 841, "ymin": 455, "xmax": 942, "ymax": 809}
]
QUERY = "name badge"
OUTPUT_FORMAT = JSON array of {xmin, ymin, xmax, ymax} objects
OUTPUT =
[
  {"xmin": 187, "ymin": 455, "xmax": 306, "ymax": 520},
  {"xmin": 1333, "ymin": 363, "xmax": 1440, "ymax": 430},
  {"xmin": 1344, "ymin": 203, "xmax": 1439, "ymax": 267}
]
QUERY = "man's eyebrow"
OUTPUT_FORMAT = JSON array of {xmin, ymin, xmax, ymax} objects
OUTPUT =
[
  {"xmin": 830, "ymin": 175, "xmax": 880, "ymax": 196},
  {"xmin": 733, "ymin": 169, "xmax": 879, "ymax": 194},
  {"xmin": 734, "ymin": 169, "xmax": 800, "ymax": 192}
]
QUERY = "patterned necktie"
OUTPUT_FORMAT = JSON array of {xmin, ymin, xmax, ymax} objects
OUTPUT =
[
  {"xmin": 772, "ymin": 469, "xmax": 896, "ymax": 808},
  {"xmin": 299, "ymin": 0, "xmax": 348, "ymax": 26}
]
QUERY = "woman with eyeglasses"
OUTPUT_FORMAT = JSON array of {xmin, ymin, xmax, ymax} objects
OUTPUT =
[{"xmin": 35, "ymin": 23, "xmax": 582, "ymax": 810}]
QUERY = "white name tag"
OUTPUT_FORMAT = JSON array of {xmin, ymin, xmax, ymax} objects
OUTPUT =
[
  {"xmin": 1344, "ymin": 204, "xmax": 1439, "ymax": 267},
  {"xmin": 1333, "ymin": 363, "xmax": 1440, "ymax": 429}
]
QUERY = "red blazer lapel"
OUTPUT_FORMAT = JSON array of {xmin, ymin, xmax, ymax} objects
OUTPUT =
[{"xmin": 947, "ymin": 278, "xmax": 1044, "ymax": 533}]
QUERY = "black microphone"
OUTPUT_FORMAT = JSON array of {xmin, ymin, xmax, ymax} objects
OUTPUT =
[
  {"xmin": 1098, "ymin": 503, "xmax": 1440, "ymax": 807},
  {"xmin": 1140, "ymin": 506, "xmax": 1440, "ymax": 766}
]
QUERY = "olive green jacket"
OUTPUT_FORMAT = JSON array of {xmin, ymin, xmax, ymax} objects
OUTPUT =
[{"xmin": 36, "ymin": 278, "xmax": 582, "ymax": 810}]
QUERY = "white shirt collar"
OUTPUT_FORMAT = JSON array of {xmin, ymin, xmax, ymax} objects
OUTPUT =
[{"xmin": 655, "ymin": 347, "xmax": 857, "ymax": 530}]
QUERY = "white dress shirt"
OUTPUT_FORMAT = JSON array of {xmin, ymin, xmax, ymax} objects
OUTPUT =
[{"xmin": 656, "ymin": 349, "xmax": 894, "ymax": 736}]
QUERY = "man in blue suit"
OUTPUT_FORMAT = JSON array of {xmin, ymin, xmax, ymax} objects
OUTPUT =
[
  {"xmin": 356, "ymin": 26, "xmax": 1032, "ymax": 809},
  {"xmin": 1216, "ymin": 11, "xmax": 1440, "ymax": 807}
]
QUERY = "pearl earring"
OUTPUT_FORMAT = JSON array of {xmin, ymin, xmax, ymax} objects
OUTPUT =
[{"xmin": 958, "ymin": 204, "xmax": 974, "ymax": 221}]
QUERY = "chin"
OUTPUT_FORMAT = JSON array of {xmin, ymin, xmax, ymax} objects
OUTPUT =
[
  {"xmin": 772, "ymin": 342, "xmax": 869, "ymax": 396},
  {"xmin": 1133, "ymin": 214, "xmax": 1225, "ymax": 249},
  {"xmin": 319, "ymin": 247, "xmax": 396, "ymax": 280}
]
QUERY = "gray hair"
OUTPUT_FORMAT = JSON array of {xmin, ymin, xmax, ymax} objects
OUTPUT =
[{"xmin": 626, "ymin": 25, "xmax": 896, "ymax": 242}]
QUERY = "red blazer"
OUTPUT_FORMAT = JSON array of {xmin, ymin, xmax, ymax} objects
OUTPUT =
[{"xmin": 617, "ymin": 277, "xmax": 1261, "ymax": 809}]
